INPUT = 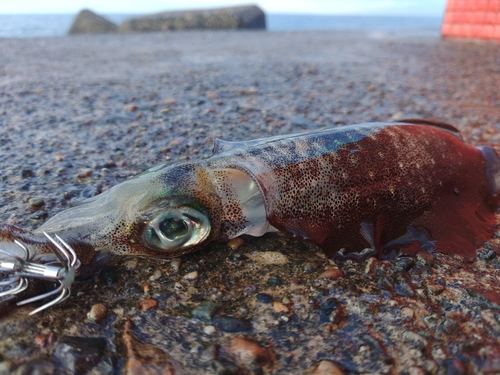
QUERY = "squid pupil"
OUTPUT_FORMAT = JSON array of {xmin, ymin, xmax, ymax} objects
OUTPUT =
[{"xmin": 160, "ymin": 218, "xmax": 188, "ymax": 240}]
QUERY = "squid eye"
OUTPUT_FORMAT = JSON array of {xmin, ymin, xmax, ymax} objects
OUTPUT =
[
  {"xmin": 144, "ymin": 207, "xmax": 210, "ymax": 251},
  {"xmin": 160, "ymin": 217, "xmax": 189, "ymax": 241}
]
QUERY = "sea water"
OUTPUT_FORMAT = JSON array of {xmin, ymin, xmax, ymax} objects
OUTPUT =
[{"xmin": 0, "ymin": 13, "xmax": 442, "ymax": 38}]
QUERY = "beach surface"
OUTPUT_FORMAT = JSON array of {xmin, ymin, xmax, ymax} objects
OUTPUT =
[{"xmin": 1, "ymin": 30, "xmax": 500, "ymax": 374}]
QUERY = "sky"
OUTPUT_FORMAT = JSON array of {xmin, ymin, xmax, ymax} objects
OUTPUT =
[{"xmin": 0, "ymin": 0, "xmax": 447, "ymax": 17}]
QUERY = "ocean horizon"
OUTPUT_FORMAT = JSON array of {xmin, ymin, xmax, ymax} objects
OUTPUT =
[{"xmin": 0, "ymin": 13, "xmax": 443, "ymax": 38}]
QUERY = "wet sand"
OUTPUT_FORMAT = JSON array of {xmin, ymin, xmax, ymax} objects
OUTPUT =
[{"xmin": 1, "ymin": 30, "xmax": 500, "ymax": 374}]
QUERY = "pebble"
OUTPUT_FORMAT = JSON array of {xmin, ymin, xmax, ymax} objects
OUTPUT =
[
  {"xmin": 244, "ymin": 285, "xmax": 258, "ymax": 295},
  {"xmin": 29, "ymin": 210, "xmax": 47, "ymax": 221},
  {"xmin": 53, "ymin": 336, "xmax": 107, "ymax": 375},
  {"xmin": 203, "ymin": 325, "xmax": 216, "ymax": 335},
  {"xmin": 256, "ymin": 293, "xmax": 274, "ymax": 304},
  {"xmin": 319, "ymin": 298, "xmax": 348, "ymax": 326},
  {"xmin": 401, "ymin": 306, "xmax": 415, "ymax": 319},
  {"xmin": 316, "ymin": 268, "xmax": 343, "ymax": 281},
  {"xmin": 170, "ymin": 258, "xmax": 181, "ymax": 272},
  {"xmin": 148, "ymin": 269, "xmax": 162, "ymax": 281},
  {"xmin": 212, "ymin": 316, "xmax": 251, "ymax": 333},
  {"xmin": 415, "ymin": 251, "xmax": 435, "ymax": 267},
  {"xmin": 75, "ymin": 168, "xmax": 93, "ymax": 179},
  {"xmin": 87, "ymin": 303, "xmax": 108, "ymax": 323},
  {"xmin": 139, "ymin": 298, "xmax": 158, "ymax": 311},
  {"xmin": 273, "ymin": 301, "xmax": 290, "ymax": 313},
  {"xmin": 227, "ymin": 237, "xmax": 245, "ymax": 250},
  {"xmin": 245, "ymin": 251, "xmax": 289, "ymax": 265},
  {"xmin": 226, "ymin": 337, "xmax": 272, "ymax": 367},
  {"xmin": 192, "ymin": 301, "xmax": 220, "ymax": 322},
  {"xmin": 183, "ymin": 270, "xmax": 198, "ymax": 281},
  {"xmin": 267, "ymin": 274, "xmax": 283, "ymax": 286},
  {"xmin": 308, "ymin": 360, "xmax": 345, "ymax": 375},
  {"xmin": 28, "ymin": 197, "xmax": 44, "ymax": 209},
  {"xmin": 123, "ymin": 258, "xmax": 138, "ymax": 270},
  {"xmin": 303, "ymin": 262, "xmax": 318, "ymax": 273}
]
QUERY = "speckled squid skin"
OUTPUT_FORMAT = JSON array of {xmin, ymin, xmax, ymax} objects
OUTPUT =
[
  {"xmin": 1, "ymin": 120, "xmax": 499, "ymax": 267},
  {"xmin": 206, "ymin": 120, "xmax": 500, "ymax": 260}
]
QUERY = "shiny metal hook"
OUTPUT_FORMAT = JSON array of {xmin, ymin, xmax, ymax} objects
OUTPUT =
[{"xmin": 0, "ymin": 233, "xmax": 80, "ymax": 315}]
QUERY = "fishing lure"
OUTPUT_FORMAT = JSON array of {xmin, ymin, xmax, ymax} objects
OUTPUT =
[{"xmin": 1, "ymin": 120, "xmax": 500, "ymax": 313}]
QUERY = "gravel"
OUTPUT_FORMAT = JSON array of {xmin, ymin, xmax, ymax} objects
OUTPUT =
[{"xmin": 1, "ymin": 30, "xmax": 500, "ymax": 374}]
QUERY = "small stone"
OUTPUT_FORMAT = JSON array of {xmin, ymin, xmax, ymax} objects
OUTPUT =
[
  {"xmin": 87, "ymin": 303, "xmax": 108, "ymax": 323},
  {"xmin": 143, "ymin": 284, "xmax": 151, "ymax": 293},
  {"xmin": 267, "ymin": 274, "xmax": 283, "ymax": 286},
  {"xmin": 319, "ymin": 298, "xmax": 348, "ymax": 326},
  {"xmin": 129, "ymin": 104, "xmax": 138, "ymax": 111},
  {"xmin": 170, "ymin": 258, "xmax": 181, "ymax": 272},
  {"xmin": 165, "ymin": 98, "xmax": 177, "ymax": 105},
  {"xmin": 76, "ymin": 169, "xmax": 92, "ymax": 179},
  {"xmin": 203, "ymin": 325, "xmax": 216, "ymax": 335},
  {"xmin": 28, "ymin": 198, "xmax": 45, "ymax": 209},
  {"xmin": 363, "ymin": 257, "xmax": 378, "ymax": 275},
  {"xmin": 303, "ymin": 262, "xmax": 318, "ymax": 273},
  {"xmin": 401, "ymin": 306, "xmax": 415, "ymax": 319},
  {"xmin": 308, "ymin": 360, "xmax": 345, "ymax": 375},
  {"xmin": 183, "ymin": 270, "xmax": 198, "ymax": 281},
  {"xmin": 139, "ymin": 298, "xmax": 158, "ymax": 311},
  {"xmin": 273, "ymin": 301, "xmax": 289, "ymax": 313},
  {"xmin": 415, "ymin": 251, "xmax": 435, "ymax": 267},
  {"xmin": 387, "ymin": 300, "xmax": 398, "ymax": 307},
  {"xmin": 212, "ymin": 316, "xmax": 251, "ymax": 332},
  {"xmin": 316, "ymin": 269, "xmax": 343, "ymax": 281},
  {"xmin": 124, "ymin": 258, "xmax": 138, "ymax": 270},
  {"xmin": 256, "ymin": 293, "xmax": 273, "ymax": 304},
  {"xmin": 21, "ymin": 169, "xmax": 34, "ymax": 178},
  {"xmin": 29, "ymin": 210, "xmax": 48, "ymax": 221},
  {"xmin": 244, "ymin": 285, "xmax": 257, "ymax": 295},
  {"xmin": 207, "ymin": 91, "xmax": 219, "ymax": 99},
  {"xmin": 227, "ymin": 237, "xmax": 244, "ymax": 250},
  {"xmin": 192, "ymin": 301, "xmax": 220, "ymax": 322},
  {"xmin": 226, "ymin": 337, "xmax": 272, "ymax": 367},
  {"xmin": 160, "ymin": 108, "xmax": 170, "ymax": 114},
  {"xmin": 393, "ymin": 257, "xmax": 415, "ymax": 272},
  {"xmin": 245, "ymin": 251, "xmax": 289, "ymax": 264},
  {"xmin": 53, "ymin": 336, "xmax": 107, "ymax": 375},
  {"xmin": 149, "ymin": 269, "xmax": 162, "ymax": 281}
]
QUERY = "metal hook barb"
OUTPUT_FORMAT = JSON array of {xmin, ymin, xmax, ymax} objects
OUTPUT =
[{"xmin": 0, "ymin": 233, "xmax": 80, "ymax": 315}]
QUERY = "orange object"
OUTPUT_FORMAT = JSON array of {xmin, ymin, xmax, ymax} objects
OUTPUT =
[{"xmin": 442, "ymin": 0, "xmax": 500, "ymax": 40}]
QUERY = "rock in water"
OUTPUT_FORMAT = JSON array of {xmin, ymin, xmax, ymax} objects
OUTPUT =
[
  {"xmin": 119, "ymin": 5, "xmax": 266, "ymax": 32},
  {"xmin": 68, "ymin": 9, "xmax": 118, "ymax": 35}
]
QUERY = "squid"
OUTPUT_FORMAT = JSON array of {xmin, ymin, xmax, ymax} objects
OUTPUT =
[{"xmin": 1, "ymin": 120, "xmax": 500, "ymax": 313}]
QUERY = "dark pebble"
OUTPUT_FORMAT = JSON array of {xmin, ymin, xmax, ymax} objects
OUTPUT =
[
  {"xmin": 256, "ymin": 293, "xmax": 273, "ymax": 304},
  {"xmin": 477, "ymin": 246, "xmax": 496, "ymax": 261},
  {"xmin": 53, "ymin": 336, "xmax": 107, "ymax": 375},
  {"xmin": 212, "ymin": 316, "xmax": 251, "ymax": 333},
  {"xmin": 21, "ymin": 169, "xmax": 34, "ymax": 178},
  {"xmin": 303, "ymin": 262, "xmax": 318, "ymax": 273},
  {"xmin": 267, "ymin": 274, "xmax": 283, "ymax": 286},
  {"xmin": 29, "ymin": 210, "xmax": 48, "ymax": 221},
  {"xmin": 228, "ymin": 251, "xmax": 248, "ymax": 262},
  {"xmin": 244, "ymin": 285, "xmax": 257, "ymax": 295},
  {"xmin": 319, "ymin": 298, "xmax": 348, "ymax": 325},
  {"xmin": 392, "ymin": 257, "xmax": 415, "ymax": 272},
  {"xmin": 192, "ymin": 301, "xmax": 220, "ymax": 323},
  {"xmin": 99, "ymin": 266, "xmax": 120, "ymax": 286}
]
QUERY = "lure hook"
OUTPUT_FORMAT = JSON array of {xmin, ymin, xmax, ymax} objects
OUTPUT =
[{"xmin": 0, "ymin": 233, "xmax": 80, "ymax": 315}]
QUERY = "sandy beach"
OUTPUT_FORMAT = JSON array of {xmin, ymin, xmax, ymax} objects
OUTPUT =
[{"xmin": 1, "ymin": 30, "xmax": 500, "ymax": 374}]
